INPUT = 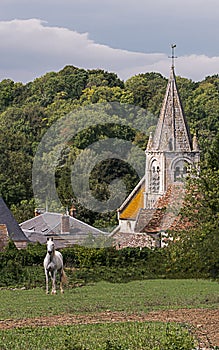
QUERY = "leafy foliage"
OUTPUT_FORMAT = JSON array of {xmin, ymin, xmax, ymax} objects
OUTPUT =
[{"xmin": 165, "ymin": 164, "xmax": 219, "ymax": 278}]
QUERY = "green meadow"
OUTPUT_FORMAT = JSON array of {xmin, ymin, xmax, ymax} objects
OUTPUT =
[
  {"xmin": 0, "ymin": 279, "xmax": 218, "ymax": 319},
  {"xmin": 0, "ymin": 279, "xmax": 218, "ymax": 349}
]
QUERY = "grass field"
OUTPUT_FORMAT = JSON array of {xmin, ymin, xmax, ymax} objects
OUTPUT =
[
  {"xmin": 0, "ymin": 279, "xmax": 218, "ymax": 319},
  {"xmin": 0, "ymin": 322, "xmax": 195, "ymax": 350},
  {"xmin": 0, "ymin": 279, "xmax": 218, "ymax": 349}
]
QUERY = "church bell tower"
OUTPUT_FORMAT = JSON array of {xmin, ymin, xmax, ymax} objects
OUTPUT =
[
  {"xmin": 144, "ymin": 46, "xmax": 200, "ymax": 208},
  {"xmin": 114, "ymin": 46, "xmax": 200, "ymax": 246}
]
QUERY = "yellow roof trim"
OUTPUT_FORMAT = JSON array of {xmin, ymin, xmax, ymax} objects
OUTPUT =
[{"xmin": 119, "ymin": 184, "xmax": 144, "ymax": 220}]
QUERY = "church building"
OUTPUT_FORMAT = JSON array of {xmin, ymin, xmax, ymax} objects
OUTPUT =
[{"xmin": 111, "ymin": 57, "xmax": 200, "ymax": 248}]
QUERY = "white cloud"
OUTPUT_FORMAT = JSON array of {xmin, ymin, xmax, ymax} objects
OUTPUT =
[
  {"xmin": 177, "ymin": 55, "xmax": 219, "ymax": 80},
  {"xmin": 0, "ymin": 19, "xmax": 218, "ymax": 83}
]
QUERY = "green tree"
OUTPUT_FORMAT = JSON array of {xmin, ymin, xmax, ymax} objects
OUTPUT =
[
  {"xmin": 166, "ymin": 166, "xmax": 219, "ymax": 278},
  {"xmin": 125, "ymin": 72, "xmax": 166, "ymax": 112},
  {"xmin": 86, "ymin": 69, "xmax": 124, "ymax": 88},
  {"xmin": 0, "ymin": 79, "xmax": 25, "ymax": 112}
]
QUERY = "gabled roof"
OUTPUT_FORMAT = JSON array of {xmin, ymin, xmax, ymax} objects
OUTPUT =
[
  {"xmin": 150, "ymin": 67, "xmax": 192, "ymax": 152},
  {"xmin": 20, "ymin": 212, "xmax": 107, "ymax": 247},
  {"xmin": 0, "ymin": 197, "xmax": 29, "ymax": 242}
]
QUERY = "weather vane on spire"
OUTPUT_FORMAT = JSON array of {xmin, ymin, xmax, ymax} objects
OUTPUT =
[{"xmin": 170, "ymin": 44, "xmax": 177, "ymax": 69}]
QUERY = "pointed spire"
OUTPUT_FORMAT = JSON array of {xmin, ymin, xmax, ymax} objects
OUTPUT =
[{"xmin": 152, "ymin": 55, "xmax": 192, "ymax": 152}]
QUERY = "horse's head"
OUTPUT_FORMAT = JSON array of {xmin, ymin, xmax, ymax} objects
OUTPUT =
[{"xmin": 47, "ymin": 237, "xmax": 55, "ymax": 255}]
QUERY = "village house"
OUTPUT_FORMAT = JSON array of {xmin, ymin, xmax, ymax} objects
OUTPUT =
[
  {"xmin": 0, "ymin": 197, "xmax": 107, "ymax": 249},
  {"xmin": 20, "ymin": 208, "xmax": 107, "ymax": 248}
]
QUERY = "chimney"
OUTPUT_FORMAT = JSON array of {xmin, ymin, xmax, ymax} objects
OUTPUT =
[
  {"xmin": 69, "ymin": 204, "xmax": 76, "ymax": 218},
  {"xmin": 35, "ymin": 208, "xmax": 45, "ymax": 216},
  {"xmin": 61, "ymin": 214, "xmax": 70, "ymax": 234}
]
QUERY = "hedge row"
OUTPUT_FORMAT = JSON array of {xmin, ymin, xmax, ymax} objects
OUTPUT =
[{"xmin": 0, "ymin": 241, "xmax": 164, "ymax": 268}]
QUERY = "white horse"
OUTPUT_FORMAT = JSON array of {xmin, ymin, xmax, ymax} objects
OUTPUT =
[{"xmin": 44, "ymin": 237, "xmax": 67, "ymax": 294}]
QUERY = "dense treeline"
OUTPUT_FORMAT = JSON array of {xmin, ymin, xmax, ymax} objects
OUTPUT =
[{"xmin": 0, "ymin": 66, "xmax": 218, "ymax": 227}]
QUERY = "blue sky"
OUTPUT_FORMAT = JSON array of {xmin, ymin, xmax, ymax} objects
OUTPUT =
[{"xmin": 0, "ymin": 0, "xmax": 218, "ymax": 82}]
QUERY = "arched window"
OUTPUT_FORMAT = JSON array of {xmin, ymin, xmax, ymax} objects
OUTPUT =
[
  {"xmin": 150, "ymin": 160, "xmax": 160, "ymax": 193},
  {"xmin": 174, "ymin": 160, "xmax": 190, "ymax": 182}
]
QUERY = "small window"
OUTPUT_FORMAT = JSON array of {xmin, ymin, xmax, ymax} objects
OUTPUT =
[
  {"xmin": 174, "ymin": 161, "xmax": 190, "ymax": 182},
  {"xmin": 151, "ymin": 161, "xmax": 160, "ymax": 193}
]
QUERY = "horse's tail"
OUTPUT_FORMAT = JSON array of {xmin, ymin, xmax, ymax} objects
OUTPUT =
[{"xmin": 61, "ymin": 269, "xmax": 68, "ymax": 285}]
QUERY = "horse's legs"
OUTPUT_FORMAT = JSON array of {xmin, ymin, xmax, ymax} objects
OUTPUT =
[
  {"xmin": 60, "ymin": 269, "xmax": 64, "ymax": 294},
  {"xmin": 51, "ymin": 271, "xmax": 57, "ymax": 294},
  {"xmin": 45, "ymin": 270, "xmax": 49, "ymax": 294}
]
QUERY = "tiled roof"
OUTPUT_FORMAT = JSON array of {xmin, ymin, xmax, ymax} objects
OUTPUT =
[
  {"xmin": 0, "ymin": 197, "xmax": 29, "ymax": 242},
  {"xmin": 20, "ymin": 212, "xmax": 107, "ymax": 247},
  {"xmin": 140, "ymin": 183, "xmax": 185, "ymax": 233},
  {"xmin": 113, "ymin": 232, "xmax": 159, "ymax": 249},
  {"xmin": 134, "ymin": 208, "xmax": 157, "ymax": 232}
]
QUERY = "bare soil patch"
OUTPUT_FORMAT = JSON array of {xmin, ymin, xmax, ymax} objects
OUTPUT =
[{"xmin": 0, "ymin": 308, "xmax": 218, "ymax": 348}]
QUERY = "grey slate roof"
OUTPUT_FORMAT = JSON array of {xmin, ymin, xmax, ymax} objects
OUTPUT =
[
  {"xmin": 20, "ymin": 212, "xmax": 108, "ymax": 247},
  {"xmin": 0, "ymin": 197, "xmax": 29, "ymax": 242}
]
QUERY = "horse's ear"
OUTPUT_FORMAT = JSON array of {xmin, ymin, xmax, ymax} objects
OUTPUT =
[
  {"xmin": 51, "ymin": 237, "xmax": 53, "ymax": 241},
  {"xmin": 47, "ymin": 237, "xmax": 50, "ymax": 241}
]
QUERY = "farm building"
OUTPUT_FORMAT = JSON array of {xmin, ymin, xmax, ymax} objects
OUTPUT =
[
  {"xmin": 20, "ymin": 209, "xmax": 107, "ymax": 248},
  {"xmin": 111, "ymin": 61, "xmax": 200, "ymax": 249},
  {"xmin": 0, "ymin": 197, "xmax": 107, "ymax": 249}
]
